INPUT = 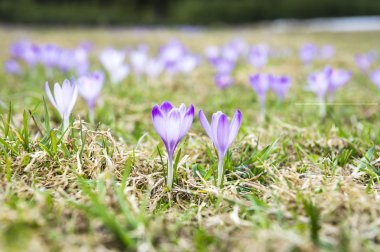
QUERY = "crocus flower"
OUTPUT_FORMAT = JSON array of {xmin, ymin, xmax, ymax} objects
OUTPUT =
[
  {"xmin": 177, "ymin": 54, "xmax": 199, "ymax": 75},
  {"xmin": 109, "ymin": 64, "xmax": 130, "ymax": 85},
  {"xmin": 204, "ymin": 45, "xmax": 220, "ymax": 62},
  {"xmin": 319, "ymin": 44, "xmax": 335, "ymax": 59},
  {"xmin": 130, "ymin": 46, "xmax": 148, "ymax": 76},
  {"xmin": 299, "ymin": 43, "xmax": 317, "ymax": 65},
  {"xmin": 199, "ymin": 109, "xmax": 242, "ymax": 187},
  {"xmin": 306, "ymin": 68, "xmax": 330, "ymax": 117},
  {"xmin": 270, "ymin": 75, "xmax": 291, "ymax": 101},
  {"xmin": 370, "ymin": 68, "xmax": 380, "ymax": 88},
  {"xmin": 145, "ymin": 58, "xmax": 164, "ymax": 79},
  {"xmin": 249, "ymin": 73, "xmax": 272, "ymax": 116},
  {"xmin": 210, "ymin": 58, "xmax": 235, "ymax": 74},
  {"xmin": 248, "ymin": 45, "xmax": 269, "ymax": 69},
  {"xmin": 99, "ymin": 48, "xmax": 126, "ymax": 72},
  {"xmin": 4, "ymin": 60, "xmax": 21, "ymax": 75},
  {"xmin": 152, "ymin": 101, "xmax": 194, "ymax": 189},
  {"xmin": 355, "ymin": 53, "xmax": 373, "ymax": 72},
  {"xmin": 77, "ymin": 71, "xmax": 105, "ymax": 122},
  {"xmin": 215, "ymin": 73, "xmax": 234, "ymax": 89},
  {"xmin": 327, "ymin": 68, "xmax": 351, "ymax": 100},
  {"xmin": 45, "ymin": 79, "xmax": 78, "ymax": 130}
]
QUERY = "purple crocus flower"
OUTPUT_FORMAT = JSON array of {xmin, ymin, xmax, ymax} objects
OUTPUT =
[
  {"xmin": 270, "ymin": 75, "xmax": 291, "ymax": 101},
  {"xmin": 248, "ymin": 45, "xmax": 269, "ymax": 69},
  {"xmin": 199, "ymin": 109, "xmax": 242, "ymax": 187},
  {"xmin": 215, "ymin": 73, "xmax": 234, "ymax": 89},
  {"xmin": 306, "ymin": 68, "xmax": 330, "ymax": 117},
  {"xmin": 39, "ymin": 44, "xmax": 61, "ymax": 70},
  {"xmin": 327, "ymin": 68, "xmax": 351, "ymax": 99},
  {"xmin": 249, "ymin": 73, "xmax": 272, "ymax": 116},
  {"xmin": 299, "ymin": 43, "xmax": 317, "ymax": 65},
  {"xmin": 45, "ymin": 79, "xmax": 78, "ymax": 130},
  {"xmin": 77, "ymin": 71, "xmax": 105, "ymax": 122},
  {"xmin": 152, "ymin": 101, "xmax": 194, "ymax": 189},
  {"xmin": 4, "ymin": 60, "xmax": 21, "ymax": 75},
  {"xmin": 355, "ymin": 53, "xmax": 373, "ymax": 72},
  {"xmin": 210, "ymin": 58, "xmax": 235, "ymax": 74},
  {"xmin": 370, "ymin": 68, "xmax": 380, "ymax": 88},
  {"xmin": 319, "ymin": 44, "xmax": 335, "ymax": 60}
]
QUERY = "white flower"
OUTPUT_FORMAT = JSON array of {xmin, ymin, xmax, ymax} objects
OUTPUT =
[{"xmin": 45, "ymin": 79, "xmax": 78, "ymax": 130}]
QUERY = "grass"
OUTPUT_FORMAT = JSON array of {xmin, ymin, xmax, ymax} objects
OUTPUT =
[{"xmin": 0, "ymin": 26, "xmax": 380, "ymax": 251}]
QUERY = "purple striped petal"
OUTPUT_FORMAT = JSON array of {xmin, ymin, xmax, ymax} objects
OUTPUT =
[
  {"xmin": 160, "ymin": 101, "xmax": 174, "ymax": 115},
  {"xmin": 216, "ymin": 114, "xmax": 230, "ymax": 157}
]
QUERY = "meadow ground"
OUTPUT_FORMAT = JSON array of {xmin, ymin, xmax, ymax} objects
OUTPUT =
[{"xmin": 0, "ymin": 26, "xmax": 380, "ymax": 251}]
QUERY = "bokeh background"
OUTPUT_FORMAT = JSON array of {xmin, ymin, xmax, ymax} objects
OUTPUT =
[{"xmin": 1, "ymin": 0, "xmax": 380, "ymax": 25}]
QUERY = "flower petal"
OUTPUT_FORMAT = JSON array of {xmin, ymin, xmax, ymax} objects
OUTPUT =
[
  {"xmin": 166, "ymin": 109, "xmax": 181, "ymax": 157},
  {"xmin": 44, "ymin": 82, "xmax": 57, "ymax": 109},
  {"xmin": 228, "ymin": 110, "xmax": 242, "ymax": 147},
  {"xmin": 179, "ymin": 104, "xmax": 194, "ymax": 138},
  {"xmin": 160, "ymin": 101, "xmax": 173, "ymax": 115},
  {"xmin": 152, "ymin": 105, "xmax": 167, "ymax": 141},
  {"xmin": 216, "ymin": 114, "xmax": 230, "ymax": 157},
  {"xmin": 198, "ymin": 109, "xmax": 213, "ymax": 140}
]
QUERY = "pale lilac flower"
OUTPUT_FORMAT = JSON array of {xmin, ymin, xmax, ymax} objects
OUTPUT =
[
  {"xmin": 355, "ymin": 53, "xmax": 373, "ymax": 72},
  {"xmin": 109, "ymin": 65, "xmax": 130, "ymax": 85},
  {"xmin": 159, "ymin": 40, "xmax": 185, "ymax": 75},
  {"xmin": 204, "ymin": 45, "xmax": 220, "ymax": 62},
  {"xmin": 249, "ymin": 73, "xmax": 272, "ymax": 115},
  {"xmin": 221, "ymin": 45, "xmax": 239, "ymax": 62},
  {"xmin": 4, "ymin": 60, "xmax": 21, "ymax": 75},
  {"xmin": 306, "ymin": 68, "xmax": 330, "ymax": 101},
  {"xmin": 270, "ymin": 75, "xmax": 291, "ymax": 101},
  {"xmin": 199, "ymin": 109, "xmax": 242, "ymax": 187},
  {"xmin": 370, "ymin": 69, "xmax": 380, "ymax": 88},
  {"xmin": 215, "ymin": 73, "xmax": 234, "ymax": 89},
  {"xmin": 11, "ymin": 40, "xmax": 39, "ymax": 66},
  {"xmin": 152, "ymin": 101, "xmax": 194, "ymax": 189},
  {"xmin": 99, "ymin": 48, "xmax": 126, "ymax": 72},
  {"xmin": 72, "ymin": 46, "xmax": 89, "ymax": 75},
  {"xmin": 327, "ymin": 67, "xmax": 351, "ymax": 98},
  {"xmin": 211, "ymin": 58, "xmax": 235, "ymax": 74},
  {"xmin": 177, "ymin": 54, "xmax": 200, "ymax": 75},
  {"xmin": 77, "ymin": 71, "xmax": 104, "ymax": 122},
  {"xmin": 319, "ymin": 44, "xmax": 335, "ymax": 59},
  {"xmin": 228, "ymin": 38, "xmax": 248, "ymax": 56},
  {"xmin": 39, "ymin": 44, "xmax": 61, "ymax": 70},
  {"xmin": 299, "ymin": 43, "xmax": 317, "ymax": 65},
  {"xmin": 306, "ymin": 68, "xmax": 331, "ymax": 117},
  {"xmin": 248, "ymin": 45, "xmax": 269, "ymax": 69},
  {"xmin": 130, "ymin": 46, "xmax": 148, "ymax": 76},
  {"xmin": 45, "ymin": 79, "xmax": 78, "ymax": 130},
  {"xmin": 145, "ymin": 58, "xmax": 164, "ymax": 79}
]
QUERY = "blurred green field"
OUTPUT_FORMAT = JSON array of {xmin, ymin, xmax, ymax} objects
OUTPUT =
[{"xmin": 0, "ymin": 26, "xmax": 380, "ymax": 251}]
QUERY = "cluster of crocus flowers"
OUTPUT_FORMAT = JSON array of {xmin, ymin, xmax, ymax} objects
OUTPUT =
[
  {"xmin": 152, "ymin": 101, "xmax": 242, "ymax": 189},
  {"xmin": 45, "ymin": 79, "xmax": 78, "ymax": 131},
  {"xmin": 8, "ymin": 40, "xmax": 89, "ymax": 76},
  {"xmin": 249, "ymin": 73, "xmax": 291, "ymax": 118},
  {"xmin": 306, "ymin": 66, "xmax": 351, "ymax": 117},
  {"xmin": 299, "ymin": 43, "xmax": 335, "ymax": 65},
  {"xmin": 76, "ymin": 71, "xmax": 105, "ymax": 122}
]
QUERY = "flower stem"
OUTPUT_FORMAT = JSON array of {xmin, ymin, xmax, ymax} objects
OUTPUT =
[
  {"xmin": 167, "ymin": 156, "xmax": 174, "ymax": 190},
  {"xmin": 217, "ymin": 157, "xmax": 224, "ymax": 187},
  {"xmin": 89, "ymin": 107, "xmax": 95, "ymax": 124}
]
